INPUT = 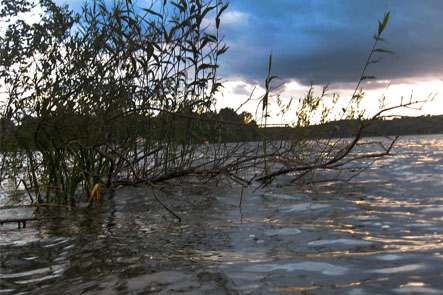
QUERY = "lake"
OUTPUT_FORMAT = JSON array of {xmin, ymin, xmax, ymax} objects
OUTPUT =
[{"xmin": 2, "ymin": 135, "xmax": 443, "ymax": 294}]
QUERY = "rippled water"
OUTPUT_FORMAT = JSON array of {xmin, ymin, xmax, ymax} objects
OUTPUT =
[{"xmin": 2, "ymin": 135, "xmax": 443, "ymax": 294}]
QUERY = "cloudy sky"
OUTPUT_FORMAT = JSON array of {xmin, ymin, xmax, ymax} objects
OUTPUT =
[
  {"xmin": 220, "ymin": 1, "xmax": 443, "ymax": 83},
  {"xmin": 55, "ymin": 0, "xmax": 443, "ymax": 123}
]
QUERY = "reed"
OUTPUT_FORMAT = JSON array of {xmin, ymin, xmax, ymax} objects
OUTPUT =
[{"xmin": 0, "ymin": 2, "xmax": 429, "ymax": 208}]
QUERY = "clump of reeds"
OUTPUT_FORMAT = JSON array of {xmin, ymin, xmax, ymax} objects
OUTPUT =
[{"xmin": 0, "ymin": 1, "xmax": 429, "ymax": 209}]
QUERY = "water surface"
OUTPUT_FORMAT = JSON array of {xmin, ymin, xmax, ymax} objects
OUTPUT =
[{"xmin": 2, "ymin": 135, "xmax": 443, "ymax": 294}]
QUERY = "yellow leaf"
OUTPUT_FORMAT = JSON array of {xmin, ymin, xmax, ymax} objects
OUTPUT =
[{"xmin": 89, "ymin": 183, "xmax": 101, "ymax": 203}]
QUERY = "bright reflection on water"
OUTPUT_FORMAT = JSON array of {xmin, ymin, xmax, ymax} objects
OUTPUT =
[{"xmin": 3, "ymin": 135, "xmax": 443, "ymax": 294}]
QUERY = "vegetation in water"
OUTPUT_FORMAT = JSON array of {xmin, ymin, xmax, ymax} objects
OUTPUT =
[{"xmin": 0, "ymin": 0, "xmax": 429, "ymax": 208}]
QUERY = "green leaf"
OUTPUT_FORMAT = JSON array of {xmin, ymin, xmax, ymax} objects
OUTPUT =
[
  {"xmin": 378, "ymin": 11, "xmax": 390, "ymax": 35},
  {"xmin": 171, "ymin": 1, "xmax": 186, "ymax": 12},
  {"xmin": 369, "ymin": 58, "xmax": 383, "ymax": 64},
  {"xmin": 179, "ymin": 0, "xmax": 188, "ymax": 10},
  {"xmin": 198, "ymin": 64, "xmax": 219, "ymax": 71},
  {"xmin": 216, "ymin": 3, "xmax": 229, "ymax": 29},
  {"xmin": 205, "ymin": 33, "xmax": 218, "ymax": 42},
  {"xmin": 142, "ymin": 8, "xmax": 163, "ymax": 19},
  {"xmin": 374, "ymin": 48, "xmax": 394, "ymax": 54},
  {"xmin": 262, "ymin": 93, "xmax": 268, "ymax": 110},
  {"xmin": 217, "ymin": 45, "xmax": 229, "ymax": 55},
  {"xmin": 201, "ymin": 5, "xmax": 214, "ymax": 20},
  {"xmin": 267, "ymin": 53, "xmax": 272, "ymax": 76},
  {"xmin": 216, "ymin": 3, "xmax": 229, "ymax": 20}
]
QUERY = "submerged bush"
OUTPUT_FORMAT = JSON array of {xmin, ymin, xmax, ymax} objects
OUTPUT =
[{"xmin": 0, "ymin": 0, "xmax": 230, "ymax": 205}]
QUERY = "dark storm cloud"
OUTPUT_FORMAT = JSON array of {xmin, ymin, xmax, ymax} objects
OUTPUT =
[
  {"xmin": 220, "ymin": 0, "xmax": 443, "ymax": 85},
  {"xmin": 54, "ymin": 0, "xmax": 443, "ymax": 86}
]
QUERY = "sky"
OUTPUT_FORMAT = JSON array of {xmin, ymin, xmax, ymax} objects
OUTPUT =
[{"xmin": 53, "ymin": 0, "xmax": 443, "ymax": 124}]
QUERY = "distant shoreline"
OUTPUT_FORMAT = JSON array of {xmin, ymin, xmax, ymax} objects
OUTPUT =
[{"xmin": 261, "ymin": 115, "xmax": 443, "ymax": 141}]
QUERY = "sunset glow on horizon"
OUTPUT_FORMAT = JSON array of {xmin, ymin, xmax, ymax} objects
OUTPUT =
[{"xmin": 216, "ymin": 78, "xmax": 443, "ymax": 125}]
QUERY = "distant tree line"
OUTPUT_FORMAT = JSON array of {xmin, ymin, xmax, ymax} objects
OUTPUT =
[
  {"xmin": 0, "ymin": 107, "xmax": 259, "ymax": 151},
  {"xmin": 268, "ymin": 115, "xmax": 443, "ymax": 140}
]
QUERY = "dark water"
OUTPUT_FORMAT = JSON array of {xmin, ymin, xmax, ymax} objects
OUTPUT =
[{"xmin": 2, "ymin": 135, "xmax": 443, "ymax": 294}]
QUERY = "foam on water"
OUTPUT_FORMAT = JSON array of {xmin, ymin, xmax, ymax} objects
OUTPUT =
[
  {"xmin": 245, "ymin": 261, "xmax": 348, "ymax": 276},
  {"xmin": 261, "ymin": 193, "xmax": 304, "ymax": 201},
  {"xmin": 375, "ymin": 254, "xmax": 411, "ymax": 261},
  {"xmin": 0, "ymin": 267, "xmax": 53, "ymax": 279},
  {"xmin": 407, "ymin": 223, "xmax": 433, "ymax": 228},
  {"xmin": 281, "ymin": 203, "xmax": 330, "ymax": 213},
  {"xmin": 0, "ymin": 264, "xmax": 65, "ymax": 280},
  {"xmin": 14, "ymin": 274, "xmax": 62, "ymax": 285},
  {"xmin": 421, "ymin": 207, "xmax": 443, "ymax": 213},
  {"xmin": 393, "ymin": 287, "xmax": 441, "ymax": 294},
  {"xmin": 264, "ymin": 228, "xmax": 301, "ymax": 236},
  {"xmin": 308, "ymin": 238, "xmax": 372, "ymax": 247},
  {"xmin": 368, "ymin": 263, "xmax": 426, "ymax": 274}
]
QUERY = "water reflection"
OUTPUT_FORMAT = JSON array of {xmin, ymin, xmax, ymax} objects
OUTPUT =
[{"xmin": 2, "ymin": 135, "xmax": 443, "ymax": 293}]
